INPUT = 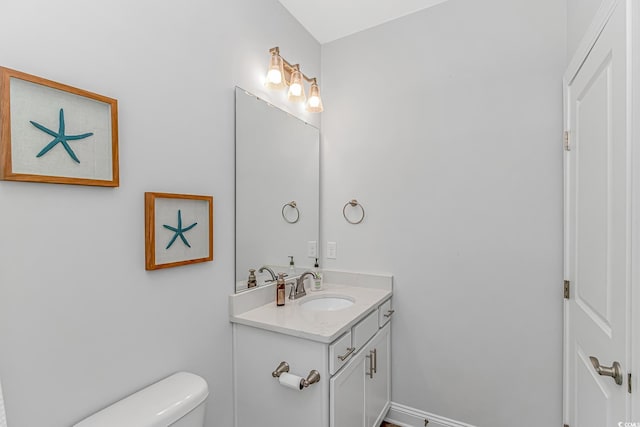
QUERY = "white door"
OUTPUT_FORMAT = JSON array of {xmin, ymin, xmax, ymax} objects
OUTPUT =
[{"xmin": 564, "ymin": 1, "xmax": 629, "ymax": 426}]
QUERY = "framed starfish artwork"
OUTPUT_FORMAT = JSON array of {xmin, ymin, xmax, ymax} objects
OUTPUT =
[
  {"xmin": 0, "ymin": 67, "xmax": 119, "ymax": 186},
  {"xmin": 145, "ymin": 192, "xmax": 214, "ymax": 270}
]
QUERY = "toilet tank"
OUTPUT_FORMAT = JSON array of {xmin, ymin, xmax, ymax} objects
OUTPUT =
[{"xmin": 74, "ymin": 372, "xmax": 209, "ymax": 427}]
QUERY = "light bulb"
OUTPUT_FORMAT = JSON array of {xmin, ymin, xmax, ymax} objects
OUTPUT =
[
  {"xmin": 265, "ymin": 49, "xmax": 285, "ymax": 89},
  {"xmin": 267, "ymin": 69, "xmax": 282, "ymax": 85},
  {"xmin": 288, "ymin": 66, "xmax": 306, "ymax": 102},
  {"xmin": 306, "ymin": 80, "xmax": 323, "ymax": 112},
  {"xmin": 308, "ymin": 95, "xmax": 320, "ymax": 108},
  {"xmin": 290, "ymin": 83, "xmax": 302, "ymax": 96}
]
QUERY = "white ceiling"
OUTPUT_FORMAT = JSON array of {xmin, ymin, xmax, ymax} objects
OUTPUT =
[{"xmin": 278, "ymin": 0, "xmax": 451, "ymax": 44}]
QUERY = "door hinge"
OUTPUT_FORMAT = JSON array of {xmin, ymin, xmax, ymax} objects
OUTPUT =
[
  {"xmin": 424, "ymin": 419, "xmax": 429, "ymax": 426},
  {"xmin": 564, "ymin": 131, "xmax": 571, "ymax": 151},
  {"xmin": 629, "ymin": 373, "xmax": 632, "ymax": 394},
  {"xmin": 564, "ymin": 280, "xmax": 570, "ymax": 299}
]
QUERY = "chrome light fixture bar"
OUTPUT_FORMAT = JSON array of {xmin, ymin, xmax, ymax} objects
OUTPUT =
[{"xmin": 265, "ymin": 46, "xmax": 323, "ymax": 113}]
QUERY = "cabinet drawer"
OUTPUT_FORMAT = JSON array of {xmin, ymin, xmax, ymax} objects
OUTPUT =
[
  {"xmin": 352, "ymin": 310, "xmax": 379, "ymax": 351},
  {"xmin": 329, "ymin": 331, "xmax": 353, "ymax": 375},
  {"xmin": 378, "ymin": 299, "xmax": 394, "ymax": 327}
]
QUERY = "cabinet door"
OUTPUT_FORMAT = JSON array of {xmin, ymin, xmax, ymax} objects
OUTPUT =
[
  {"xmin": 330, "ymin": 352, "xmax": 365, "ymax": 427},
  {"xmin": 365, "ymin": 323, "xmax": 391, "ymax": 427}
]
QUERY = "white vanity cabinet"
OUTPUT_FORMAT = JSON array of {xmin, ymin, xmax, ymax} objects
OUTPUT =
[
  {"xmin": 331, "ymin": 322, "xmax": 390, "ymax": 427},
  {"xmin": 330, "ymin": 345, "xmax": 366, "ymax": 426},
  {"xmin": 365, "ymin": 323, "xmax": 391, "ymax": 426},
  {"xmin": 232, "ymin": 293, "xmax": 393, "ymax": 427}
]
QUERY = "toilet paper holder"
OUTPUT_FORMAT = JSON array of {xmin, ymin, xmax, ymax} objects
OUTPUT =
[
  {"xmin": 272, "ymin": 361, "xmax": 321, "ymax": 388},
  {"xmin": 272, "ymin": 361, "xmax": 290, "ymax": 378}
]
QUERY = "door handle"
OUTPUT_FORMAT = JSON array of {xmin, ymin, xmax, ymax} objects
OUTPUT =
[{"xmin": 589, "ymin": 356, "xmax": 623, "ymax": 385}]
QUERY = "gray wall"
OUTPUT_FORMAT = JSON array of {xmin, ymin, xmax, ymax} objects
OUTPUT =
[
  {"xmin": 567, "ymin": 0, "xmax": 606, "ymax": 60},
  {"xmin": 0, "ymin": 0, "xmax": 596, "ymax": 425},
  {"xmin": 320, "ymin": 0, "xmax": 566, "ymax": 426},
  {"xmin": 0, "ymin": 1, "xmax": 319, "ymax": 426}
]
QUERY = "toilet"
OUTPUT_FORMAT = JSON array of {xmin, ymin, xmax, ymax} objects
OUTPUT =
[{"xmin": 73, "ymin": 372, "xmax": 209, "ymax": 427}]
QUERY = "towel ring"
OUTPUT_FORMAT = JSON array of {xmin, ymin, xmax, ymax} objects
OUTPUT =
[
  {"xmin": 343, "ymin": 199, "xmax": 365, "ymax": 224},
  {"xmin": 282, "ymin": 201, "xmax": 300, "ymax": 224}
]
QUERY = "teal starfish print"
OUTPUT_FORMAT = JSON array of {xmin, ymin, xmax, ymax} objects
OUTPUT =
[
  {"xmin": 163, "ymin": 210, "xmax": 198, "ymax": 249},
  {"xmin": 30, "ymin": 108, "xmax": 94, "ymax": 163}
]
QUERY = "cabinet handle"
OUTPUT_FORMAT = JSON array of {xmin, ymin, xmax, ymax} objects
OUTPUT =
[
  {"xmin": 366, "ymin": 349, "xmax": 377, "ymax": 379},
  {"xmin": 337, "ymin": 347, "xmax": 355, "ymax": 361},
  {"xmin": 383, "ymin": 309, "xmax": 395, "ymax": 318}
]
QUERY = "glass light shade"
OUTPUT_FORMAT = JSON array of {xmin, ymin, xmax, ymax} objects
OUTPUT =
[
  {"xmin": 265, "ymin": 53, "xmax": 285, "ymax": 89},
  {"xmin": 306, "ymin": 81, "xmax": 323, "ymax": 113},
  {"xmin": 288, "ymin": 69, "xmax": 306, "ymax": 102}
]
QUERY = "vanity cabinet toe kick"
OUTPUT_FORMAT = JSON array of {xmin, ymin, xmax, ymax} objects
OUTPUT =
[{"xmin": 233, "ymin": 296, "xmax": 393, "ymax": 427}]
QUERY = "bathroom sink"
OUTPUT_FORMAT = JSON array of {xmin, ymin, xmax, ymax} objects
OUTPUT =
[{"xmin": 300, "ymin": 295, "xmax": 355, "ymax": 311}]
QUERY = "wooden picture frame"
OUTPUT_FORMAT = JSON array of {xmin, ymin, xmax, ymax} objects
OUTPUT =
[
  {"xmin": 0, "ymin": 67, "xmax": 119, "ymax": 186},
  {"xmin": 145, "ymin": 192, "xmax": 214, "ymax": 270}
]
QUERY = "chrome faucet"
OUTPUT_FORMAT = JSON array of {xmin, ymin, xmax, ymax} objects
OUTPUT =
[
  {"xmin": 290, "ymin": 271, "xmax": 318, "ymax": 300},
  {"xmin": 258, "ymin": 266, "xmax": 278, "ymax": 282}
]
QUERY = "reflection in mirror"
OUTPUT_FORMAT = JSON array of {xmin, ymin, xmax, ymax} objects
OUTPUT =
[{"xmin": 235, "ymin": 88, "xmax": 319, "ymax": 292}]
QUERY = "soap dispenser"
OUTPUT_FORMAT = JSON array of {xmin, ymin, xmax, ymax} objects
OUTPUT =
[
  {"xmin": 247, "ymin": 269, "xmax": 257, "ymax": 288},
  {"xmin": 288, "ymin": 256, "xmax": 295, "ymax": 275},
  {"xmin": 276, "ymin": 273, "xmax": 286, "ymax": 306},
  {"xmin": 311, "ymin": 258, "xmax": 323, "ymax": 291}
]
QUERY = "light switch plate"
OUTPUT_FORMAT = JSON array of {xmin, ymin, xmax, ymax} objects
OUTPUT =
[
  {"xmin": 327, "ymin": 241, "xmax": 337, "ymax": 259},
  {"xmin": 307, "ymin": 241, "xmax": 317, "ymax": 258}
]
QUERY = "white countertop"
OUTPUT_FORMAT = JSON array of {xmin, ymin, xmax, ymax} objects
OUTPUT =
[{"xmin": 229, "ymin": 281, "xmax": 392, "ymax": 344}]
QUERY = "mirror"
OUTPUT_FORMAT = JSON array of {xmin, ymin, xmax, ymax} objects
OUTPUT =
[{"xmin": 235, "ymin": 87, "xmax": 320, "ymax": 292}]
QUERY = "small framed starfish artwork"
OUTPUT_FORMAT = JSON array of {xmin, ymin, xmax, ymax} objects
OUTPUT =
[
  {"xmin": 145, "ymin": 192, "xmax": 214, "ymax": 270},
  {"xmin": 0, "ymin": 67, "xmax": 118, "ymax": 186}
]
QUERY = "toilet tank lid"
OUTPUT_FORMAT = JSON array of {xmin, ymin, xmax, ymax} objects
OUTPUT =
[{"xmin": 74, "ymin": 372, "xmax": 209, "ymax": 427}]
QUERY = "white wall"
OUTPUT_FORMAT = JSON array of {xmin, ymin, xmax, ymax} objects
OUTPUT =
[
  {"xmin": 320, "ymin": 0, "xmax": 565, "ymax": 426},
  {"xmin": 567, "ymin": 0, "xmax": 606, "ymax": 60},
  {"xmin": 0, "ymin": 1, "xmax": 319, "ymax": 426}
]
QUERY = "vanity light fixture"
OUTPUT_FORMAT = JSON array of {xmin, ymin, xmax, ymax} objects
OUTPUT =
[{"xmin": 265, "ymin": 46, "xmax": 323, "ymax": 112}]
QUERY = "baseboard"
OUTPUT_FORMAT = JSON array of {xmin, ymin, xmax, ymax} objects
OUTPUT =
[{"xmin": 385, "ymin": 402, "xmax": 478, "ymax": 427}]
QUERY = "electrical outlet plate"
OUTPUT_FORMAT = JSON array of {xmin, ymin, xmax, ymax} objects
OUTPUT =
[
  {"xmin": 307, "ymin": 241, "xmax": 317, "ymax": 258},
  {"xmin": 327, "ymin": 241, "xmax": 337, "ymax": 259}
]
